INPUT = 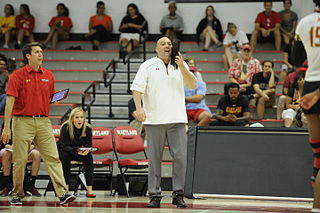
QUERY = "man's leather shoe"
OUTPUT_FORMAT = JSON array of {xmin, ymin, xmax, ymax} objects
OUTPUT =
[
  {"xmin": 147, "ymin": 195, "xmax": 162, "ymax": 208},
  {"xmin": 172, "ymin": 190, "xmax": 187, "ymax": 208}
]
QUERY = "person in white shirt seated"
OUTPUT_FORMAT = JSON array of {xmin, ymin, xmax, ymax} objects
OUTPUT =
[{"xmin": 223, "ymin": 22, "xmax": 249, "ymax": 70}]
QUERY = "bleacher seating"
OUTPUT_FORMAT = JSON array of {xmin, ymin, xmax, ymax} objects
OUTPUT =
[
  {"xmin": 2, "ymin": 40, "xmax": 286, "ymax": 127},
  {"xmin": 0, "ymin": 39, "xmax": 286, "ymax": 189}
]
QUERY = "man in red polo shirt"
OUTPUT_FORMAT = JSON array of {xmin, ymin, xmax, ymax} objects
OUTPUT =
[
  {"xmin": 250, "ymin": 0, "xmax": 282, "ymax": 51},
  {"xmin": 0, "ymin": 42, "xmax": 75, "ymax": 206}
]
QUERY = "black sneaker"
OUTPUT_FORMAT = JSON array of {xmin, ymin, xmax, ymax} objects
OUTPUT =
[
  {"xmin": 60, "ymin": 193, "xmax": 76, "ymax": 205},
  {"xmin": 10, "ymin": 196, "xmax": 22, "ymax": 205},
  {"xmin": 172, "ymin": 190, "xmax": 187, "ymax": 208},
  {"xmin": 147, "ymin": 195, "xmax": 162, "ymax": 208}
]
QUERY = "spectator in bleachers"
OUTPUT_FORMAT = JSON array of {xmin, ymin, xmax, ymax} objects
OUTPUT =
[
  {"xmin": 210, "ymin": 83, "xmax": 251, "ymax": 126},
  {"xmin": 85, "ymin": 1, "xmax": 113, "ymax": 50},
  {"xmin": 43, "ymin": 3, "xmax": 73, "ymax": 49},
  {"xmin": 128, "ymin": 98, "xmax": 145, "ymax": 139},
  {"xmin": 196, "ymin": 5, "xmax": 222, "ymax": 51},
  {"xmin": 250, "ymin": 0, "xmax": 282, "ymax": 51},
  {"xmin": 57, "ymin": 107, "xmax": 95, "ymax": 198},
  {"xmin": 0, "ymin": 53, "xmax": 16, "ymax": 74},
  {"xmin": 119, "ymin": 3, "xmax": 147, "ymax": 58},
  {"xmin": 228, "ymin": 44, "xmax": 262, "ymax": 97},
  {"xmin": 279, "ymin": 0, "xmax": 298, "ymax": 46},
  {"xmin": 0, "ymin": 122, "xmax": 41, "ymax": 197},
  {"xmin": 185, "ymin": 81, "xmax": 212, "ymax": 126},
  {"xmin": 0, "ymin": 4, "xmax": 15, "ymax": 49},
  {"xmin": 282, "ymin": 71, "xmax": 306, "ymax": 127},
  {"xmin": 0, "ymin": 53, "xmax": 7, "ymax": 62},
  {"xmin": 276, "ymin": 66, "xmax": 307, "ymax": 120},
  {"xmin": 223, "ymin": 23, "xmax": 249, "ymax": 70},
  {"xmin": 279, "ymin": 37, "xmax": 295, "ymax": 82},
  {"xmin": 160, "ymin": 1, "xmax": 183, "ymax": 42},
  {"xmin": 185, "ymin": 57, "xmax": 203, "ymax": 81},
  {"xmin": 0, "ymin": 144, "xmax": 41, "ymax": 197},
  {"xmin": 251, "ymin": 60, "xmax": 279, "ymax": 119},
  {"xmin": 14, "ymin": 4, "xmax": 35, "ymax": 49},
  {"xmin": 0, "ymin": 58, "xmax": 9, "ymax": 112}
]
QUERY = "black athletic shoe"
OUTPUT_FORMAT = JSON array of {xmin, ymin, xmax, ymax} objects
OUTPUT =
[
  {"xmin": 172, "ymin": 190, "xmax": 187, "ymax": 208},
  {"xmin": 147, "ymin": 195, "xmax": 161, "ymax": 208},
  {"xmin": 10, "ymin": 196, "xmax": 22, "ymax": 205},
  {"xmin": 59, "ymin": 193, "xmax": 76, "ymax": 205}
]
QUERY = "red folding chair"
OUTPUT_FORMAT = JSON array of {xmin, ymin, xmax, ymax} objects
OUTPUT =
[
  {"xmin": 89, "ymin": 127, "xmax": 113, "ymax": 195},
  {"xmin": 113, "ymin": 126, "xmax": 148, "ymax": 197},
  {"xmin": 45, "ymin": 126, "xmax": 114, "ymax": 196}
]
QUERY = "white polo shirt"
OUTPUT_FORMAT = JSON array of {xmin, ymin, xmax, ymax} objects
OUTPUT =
[
  {"xmin": 131, "ymin": 56, "xmax": 190, "ymax": 125},
  {"xmin": 296, "ymin": 12, "xmax": 320, "ymax": 82}
]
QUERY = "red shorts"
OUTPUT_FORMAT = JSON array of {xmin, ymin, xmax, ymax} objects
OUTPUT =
[{"xmin": 187, "ymin": 109, "xmax": 206, "ymax": 121}]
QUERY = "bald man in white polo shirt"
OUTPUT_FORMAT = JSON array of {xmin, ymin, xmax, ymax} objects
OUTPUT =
[{"xmin": 131, "ymin": 37, "xmax": 196, "ymax": 208}]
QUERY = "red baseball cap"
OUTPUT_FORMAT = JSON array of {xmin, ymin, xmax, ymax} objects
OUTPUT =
[
  {"xmin": 189, "ymin": 66, "xmax": 197, "ymax": 72},
  {"xmin": 242, "ymin": 44, "xmax": 251, "ymax": 51}
]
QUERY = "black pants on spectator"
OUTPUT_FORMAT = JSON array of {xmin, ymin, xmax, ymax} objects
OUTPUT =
[
  {"xmin": 58, "ymin": 150, "xmax": 94, "ymax": 186},
  {"xmin": 90, "ymin": 25, "xmax": 111, "ymax": 42}
]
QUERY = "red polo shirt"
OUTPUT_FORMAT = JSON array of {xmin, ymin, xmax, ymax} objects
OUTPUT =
[
  {"xmin": 255, "ymin": 11, "xmax": 281, "ymax": 30},
  {"xmin": 6, "ymin": 64, "xmax": 55, "ymax": 116}
]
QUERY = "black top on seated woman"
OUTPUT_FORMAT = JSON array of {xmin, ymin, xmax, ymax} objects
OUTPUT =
[{"xmin": 57, "ymin": 107, "xmax": 96, "ymax": 197}]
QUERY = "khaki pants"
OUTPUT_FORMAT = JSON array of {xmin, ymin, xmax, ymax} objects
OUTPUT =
[{"xmin": 12, "ymin": 116, "xmax": 67, "ymax": 198}]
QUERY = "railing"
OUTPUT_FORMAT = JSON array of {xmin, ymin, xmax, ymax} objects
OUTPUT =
[
  {"xmin": 139, "ymin": 20, "xmax": 148, "ymax": 61},
  {"xmin": 121, "ymin": 39, "xmax": 134, "ymax": 64},
  {"xmin": 75, "ymin": 22, "xmax": 149, "ymax": 122},
  {"xmin": 124, "ymin": 22, "xmax": 149, "ymax": 93},
  {"xmin": 59, "ymin": 107, "xmax": 72, "ymax": 124},
  {"xmin": 103, "ymin": 59, "xmax": 116, "ymax": 118},
  {"xmin": 81, "ymin": 81, "xmax": 97, "ymax": 124}
]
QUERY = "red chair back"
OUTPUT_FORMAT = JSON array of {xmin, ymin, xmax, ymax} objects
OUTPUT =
[
  {"xmin": 92, "ymin": 127, "xmax": 113, "ymax": 154},
  {"xmin": 52, "ymin": 125, "xmax": 61, "ymax": 142},
  {"xmin": 113, "ymin": 126, "xmax": 144, "ymax": 154}
]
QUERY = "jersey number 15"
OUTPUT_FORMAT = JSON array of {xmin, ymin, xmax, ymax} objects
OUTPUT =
[{"xmin": 310, "ymin": 26, "xmax": 320, "ymax": 47}]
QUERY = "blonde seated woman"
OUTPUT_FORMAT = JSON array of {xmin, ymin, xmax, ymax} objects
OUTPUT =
[{"xmin": 57, "ymin": 107, "xmax": 95, "ymax": 198}]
